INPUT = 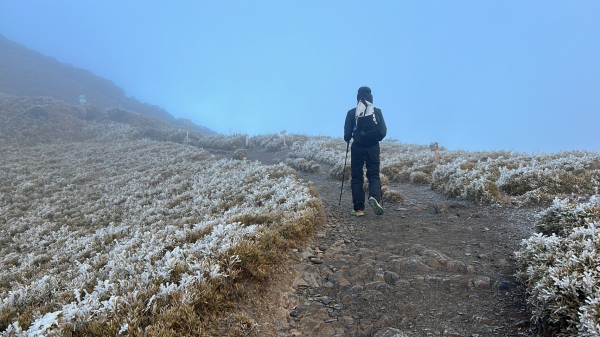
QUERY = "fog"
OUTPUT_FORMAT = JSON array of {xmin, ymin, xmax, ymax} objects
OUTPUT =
[{"xmin": 1, "ymin": 1, "xmax": 599, "ymax": 153}]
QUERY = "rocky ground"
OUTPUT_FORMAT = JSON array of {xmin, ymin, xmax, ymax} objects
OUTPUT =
[{"xmin": 218, "ymin": 147, "xmax": 543, "ymax": 337}]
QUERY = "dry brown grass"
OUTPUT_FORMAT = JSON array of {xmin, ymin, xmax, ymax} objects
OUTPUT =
[
  {"xmin": 383, "ymin": 187, "xmax": 405, "ymax": 203},
  {"xmin": 410, "ymin": 171, "xmax": 431, "ymax": 184}
]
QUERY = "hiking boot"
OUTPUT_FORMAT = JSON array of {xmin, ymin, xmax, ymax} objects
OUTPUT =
[
  {"xmin": 368, "ymin": 197, "xmax": 384, "ymax": 215},
  {"xmin": 351, "ymin": 209, "xmax": 365, "ymax": 217}
]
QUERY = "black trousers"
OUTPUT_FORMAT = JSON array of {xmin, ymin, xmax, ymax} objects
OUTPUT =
[{"xmin": 350, "ymin": 142, "xmax": 381, "ymax": 211}]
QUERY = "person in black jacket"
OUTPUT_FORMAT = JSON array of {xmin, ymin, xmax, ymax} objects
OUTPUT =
[{"xmin": 344, "ymin": 86, "xmax": 387, "ymax": 216}]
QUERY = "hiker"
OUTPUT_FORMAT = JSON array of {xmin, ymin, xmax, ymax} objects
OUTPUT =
[{"xmin": 344, "ymin": 86, "xmax": 387, "ymax": 217}]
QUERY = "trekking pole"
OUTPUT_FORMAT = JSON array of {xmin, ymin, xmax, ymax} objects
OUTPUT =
[{"xmin": 339, "ymin": 141, "xmax": 350, "ymax": 206}]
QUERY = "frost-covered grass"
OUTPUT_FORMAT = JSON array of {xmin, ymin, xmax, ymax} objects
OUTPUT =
[
  {"xmin": 287, "ymin": 136, "xmax": 600, "ymax": 205},
  {"xmin": 432, "ymin": 150, "xmax": 600, "ymax": 204},
  {"xmin": 515, "ymin": 197, "xmax": 600, "ymax": 336},
  {"xmin": 190, "ymin": 133, "xmax": 309, "ymax": 153},
  {"xmin": 194, "ymin": 133, "xmax": 247, "ymax": 151},
  {"xmin": 251, "ymin": 133, "xmax": 309, "ymax": 152},
  {"xmin": 285, "ymin": 158, "xmax": 320, "ymax": 173},
  {"xmin": 288, "ymin": 136, "xmax": 348, "ymax": 166},
  {"xmin": 0, "ymin": 139, "xmax": 322, "ymax": 336}
]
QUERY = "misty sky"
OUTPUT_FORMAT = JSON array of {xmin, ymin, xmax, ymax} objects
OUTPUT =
[{"xmin": 1, "ymin": 1, "xmax": 599, "ymax": 153}]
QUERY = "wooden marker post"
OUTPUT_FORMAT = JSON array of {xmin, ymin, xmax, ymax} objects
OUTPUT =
[
  {"xmin": 430, "ymin": 142, "xmax": 439, "ymax": 166},
  {"xmin": 244, "ymin": 135, "xmax": 249, "ymax": 148},
  {"xmin": 184, "ymin": 119, "xmax": 191, "ymax": 143},
  {"xmin": 281, "ymin": 130, "xmax": 287, "ymax": 147}
]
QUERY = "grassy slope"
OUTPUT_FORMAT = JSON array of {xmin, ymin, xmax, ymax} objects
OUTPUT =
[{"xmin": 0, "ymin": 34, "xmax": 214, "ymax": 135}]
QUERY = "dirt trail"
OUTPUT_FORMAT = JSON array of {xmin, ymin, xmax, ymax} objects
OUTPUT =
[{"xmin": 233, "ymin": 148, "xmax": 541, "ymax": 336}]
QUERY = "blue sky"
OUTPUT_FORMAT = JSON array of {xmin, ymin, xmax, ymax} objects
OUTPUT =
[{"xmin": 1, "ymin": 1, "xmax": 599, "ymax": 153}]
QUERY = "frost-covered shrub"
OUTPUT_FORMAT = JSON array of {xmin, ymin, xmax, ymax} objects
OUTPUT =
[
  {"xmin": 432, "ymin": 157, "xmax": 507, "ymax": 202},
  {"xmin": 383, "ymin": 188, "xmax": 404, "ymax": 203},
  {"xmin": 233, "ymin": 148, "xmax": 247, "ymax": 160},
  {"xmin": 516, "ymin": 196, "xmax": 600, "ymax": 336},
  {"xmin": 461, "ymin": 178, "xmax": 502, "ymax": 204},
  {"xmin": 83, "ymin": 122, "xmax": 139, "ymax": 141},
  {"xmin": 251, "ymin": 133, "xmax": 284, "ymax": 152},
  {"xmin": 534, "ymin": 197, "xmax": 600, "ymax": 237},
  {"xmin": 432, "ymin": 152, "xmax": 600, "ymax": 204},
  {"xmin": 289, "ymin": 136, "xmax": 347, "ymax": 166},
  {"xmin": 280, "ymin": 135, "xmax": 600, "ymax": 204},
  {"xmin": 251, "ymin": 133, "xmax": 309, "ymax": 152},
  {"xmin": 252, "ymin": 133, "xmax": 287, "ymax": 152},
  {"xmin": 196, "ymin": 133, "xmax": 247, "ymax": 151},
  {"xmin": 410, "ymin": 171, "xmax": 430, "ymax": 184},
  {"xmin": 285, "ymin": 158, "xmax": 320, "ymax": 173},
  {"xmin": 0, "ymin": 139, "xmax": 321, "ymax": 335},
  {"xmin": 330, "ymin": 162, "xmax": 351, "ymax": 181}
]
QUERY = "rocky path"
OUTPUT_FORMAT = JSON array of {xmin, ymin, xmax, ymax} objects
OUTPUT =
[{"xmin": 240, "ymin": 149, "xmax": 540, "ymax": 336}]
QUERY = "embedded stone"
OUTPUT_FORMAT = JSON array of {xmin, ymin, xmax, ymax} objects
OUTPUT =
[
  {"xmin": 303, "ymin": 271, "xmax": 321, "ymax": 288},
  {"xmin": 350, "ymin": 285, "xmax": 364, "ymax": 293},
  {"xmin": 446, "ymin": 260, "xmax": 467, "ymax": 273},
  {"xmin": 342, "ymin": 294, "xmax": 354, "ymax": 305},
  {"xmin": 299, "ymin": 317, "xmax": 323, "ymax": 332},
  {"xmin": 383, "ymin": 271, "xmax": 400, "ymax": 285},
  {"xmin": 374, "ymin": 327, "xmax": 406, "ymax": 337},
  {"xmin": 373, "ymin": 315, "xmax": 391, "ymax": 328},
  {"xmin": 473, "ymin": 276, "xmax": 491, "ymax": 289},
  {"xmin": 400, "ymin": 257, "xmax": 432, "ymax": 272},
  {"xmin": 328, "ymin": 271, "xmax": 352, "ymax": 287},
  {"xmin": 373, "ymin": 268, "xmax": 385, "ymax": 282},
  {"xmin": 293, "ymin": 275, "xmax": 309, "ymax": 288},
  {"xmin": 421, "ymin": 256, "xmax": 442, "ymax": 269}
]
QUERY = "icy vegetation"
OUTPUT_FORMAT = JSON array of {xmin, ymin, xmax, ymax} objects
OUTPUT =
[
  {"xmin": 195, "ymin": 133, "xmax": 246, "ymax": 151},
  {"xmin": 196, "ymin": 133, "xmax": 599, "ymax": 206},
  {"xmin": 516, "ymin": 197, "xmax": 600, "ymax": 336},
  {"xmin": 285, "ymin": 158, "xmax": 320, "ymax": 173},
  {"xmin": 279, "ymin": 136, "xmax": 600, "ymax": 205},
  {"xmin": 0, "ymin": 139, "xmax": 322, "ymax": 335},
  {"xmin": 287, "ymin": 136, "xmax": 348, "ymax": 166}
]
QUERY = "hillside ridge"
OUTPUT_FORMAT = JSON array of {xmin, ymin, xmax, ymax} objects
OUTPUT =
[
  {"xmin": 0, "ymin": 96, "xmax": 206, "ymax": 147},
  {"xmin": 0, "ymin": 33, "xmax": 215, "ymax": 135}
]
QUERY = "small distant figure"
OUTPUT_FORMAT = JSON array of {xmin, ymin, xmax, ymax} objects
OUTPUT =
[
  {"xmin": 79, "ymin": 95, "xmax": 87, "ymax": 105},
  {"xmin": 344, "ymin": 86, "xmax": 387, "ymax": 217}
]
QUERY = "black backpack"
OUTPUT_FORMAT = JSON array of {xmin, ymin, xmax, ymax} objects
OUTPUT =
[{"xmin": 354, "ymin": 109, "xmax": 381, "ymax": 143}]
